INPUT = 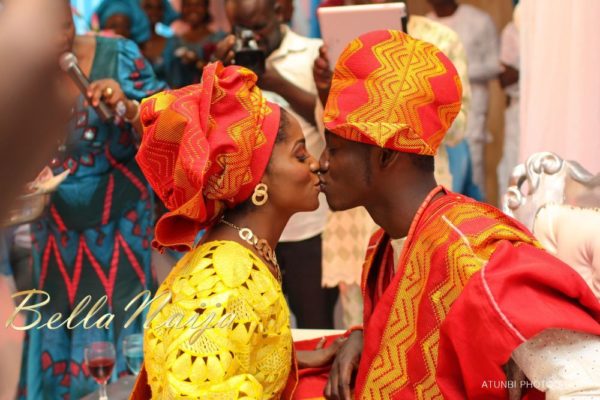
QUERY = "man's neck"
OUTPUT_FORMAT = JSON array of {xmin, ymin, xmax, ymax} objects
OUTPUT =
[
  {"xmin": 365, "ymin": 179, "xmax": 438, "ymax": 239},
  {"xmin": 432, "ymin": 2, "xmax": 459, "ymax": 18}
]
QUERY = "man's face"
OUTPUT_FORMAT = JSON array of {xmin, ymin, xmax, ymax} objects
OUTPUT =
[
  {"xmin": 225, "ymin": 0, "xmax": 283, "ymax": 57},
  {"xmin": 319, "ymin": 132, "xmax": 372, "ymax": 211}
]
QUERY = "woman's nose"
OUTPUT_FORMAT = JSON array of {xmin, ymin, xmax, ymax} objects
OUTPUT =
[{"xmin": 309, "ymin": 158, "xmax": 320, "ymax": 173}]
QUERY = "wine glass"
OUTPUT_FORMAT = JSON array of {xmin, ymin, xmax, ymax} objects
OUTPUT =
[
  {"xmin": 122, "ymin": 333, "xmax": 144, "ymax": 376},
  {"xmin": 84, "ymin": 341, "xmax": 116, "ymax": 400}
]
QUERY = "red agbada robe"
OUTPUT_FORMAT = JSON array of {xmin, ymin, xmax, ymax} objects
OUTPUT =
[{"xmin": 356, "ymin": 186, "xmax": 600, "ymax": 399}]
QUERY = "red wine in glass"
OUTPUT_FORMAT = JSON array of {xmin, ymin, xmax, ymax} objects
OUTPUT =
[
  {"xmin": 84, "ymin": 341, "xmax": 116, "ymax": 400},
  {"xmin": 88, "ymin": 357, "xmax": 115, "ymax": 384}
]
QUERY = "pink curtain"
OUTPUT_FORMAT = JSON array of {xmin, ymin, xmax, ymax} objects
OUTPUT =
[{"xmin": 520, "ymin": 0, "xmax": 600, "ymax": 172}]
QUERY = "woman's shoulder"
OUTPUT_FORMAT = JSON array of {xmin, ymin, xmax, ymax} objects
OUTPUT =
[
  {"xmin": 90, "ymin": 35, "xmax": 142, "ymax": 64},
  {"xmin": 169, "ymin": 240, "xmax": 275, "ymax": 290}
]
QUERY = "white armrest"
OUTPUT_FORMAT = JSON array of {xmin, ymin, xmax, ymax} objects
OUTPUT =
[{"xmin": 292, "ymin": 329, "xmax": 345, "ymax": 342}]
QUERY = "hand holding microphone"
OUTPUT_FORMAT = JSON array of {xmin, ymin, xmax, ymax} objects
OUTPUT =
[{"xmin": 59, "ymin": 52, "xmax": 139, "ymax": 124}]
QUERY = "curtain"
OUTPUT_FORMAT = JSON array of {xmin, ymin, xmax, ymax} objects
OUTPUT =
[{"xmin": 519, "ymin": 0, "xmax": 600, "ymax": 171}]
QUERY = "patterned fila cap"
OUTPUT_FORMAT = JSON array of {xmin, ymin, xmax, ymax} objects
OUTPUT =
[{"xmin": 324, "ymin": 30, "xmax": 462, "ymax": 156}]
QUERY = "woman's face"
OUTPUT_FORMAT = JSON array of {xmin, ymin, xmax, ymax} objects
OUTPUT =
[
  {"xmin": 182, "ymin": 0, "xmax": 208, "ymax": 27},
  {"xmin": 263, "ymin": 113, "xmax": 321, "ymax": 215},
  {"xmin": 142, "ymin": 0, "xmax": 164, "ymax": 26},
  {"xmin": 103, "ymin": 13, "xmax": 132, "ymax": 39}
]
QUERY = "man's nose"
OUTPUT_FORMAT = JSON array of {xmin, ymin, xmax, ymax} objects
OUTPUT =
[{"xmin": 318, "ymin": 151, "xmax": 329, "ymax": 173}]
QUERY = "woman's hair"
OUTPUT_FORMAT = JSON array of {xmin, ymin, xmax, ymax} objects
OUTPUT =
[{"xmin": 273, "ymin": 108, "xmax": 289, "ymax": 145}]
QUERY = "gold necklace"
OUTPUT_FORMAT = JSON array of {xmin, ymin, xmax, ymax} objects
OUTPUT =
[{"xmin": 220, "ymin": 219, "xmax": 282, "ymax": 284}]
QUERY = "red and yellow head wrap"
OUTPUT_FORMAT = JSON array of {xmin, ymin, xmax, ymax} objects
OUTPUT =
[
  {"xmin": 324, "ymin": 30, "xmax": 462, "ymax": 155},
  {"xmin": 136, "ymin": 62, "xmax": 280, "ymax": 251}
]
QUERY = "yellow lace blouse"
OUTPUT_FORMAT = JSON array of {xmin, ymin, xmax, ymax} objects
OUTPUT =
[{"xmin": 143, "ymin": 240, "xmax": 293, "ymax": 399}]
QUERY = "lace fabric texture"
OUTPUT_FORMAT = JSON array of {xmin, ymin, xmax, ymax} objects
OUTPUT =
[{"xmin": 144, "ymin": 240, "xmax": 292, "ymax": 399}]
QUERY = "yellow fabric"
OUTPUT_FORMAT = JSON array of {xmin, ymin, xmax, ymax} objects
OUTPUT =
[{"xmin": 144, "ymin": 240, "xmax": 292, "ymax": 399}]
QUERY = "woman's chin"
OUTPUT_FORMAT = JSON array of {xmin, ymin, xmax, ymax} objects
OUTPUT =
[{"xmin": 298, "ymin": 198, "xmax": 320, "ymax": 213}]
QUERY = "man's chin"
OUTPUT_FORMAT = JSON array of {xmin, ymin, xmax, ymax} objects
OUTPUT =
[{"xmin": 325, "ymin": 197, "xmax": 351, "ymax": 212}]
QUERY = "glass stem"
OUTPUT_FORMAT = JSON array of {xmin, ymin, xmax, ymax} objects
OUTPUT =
[{"xmin": 99, "ymin": 382, "xmax": 108, "ymax": 400}]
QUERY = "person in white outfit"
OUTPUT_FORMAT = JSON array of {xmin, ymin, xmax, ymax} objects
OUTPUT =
[
  {"xmin": 427, "ymin": 0, "xmax": 500, "ymax": 197},
  {"xmin": 497, "ymin": 14, "xmax": 521, "ymax": 201}
]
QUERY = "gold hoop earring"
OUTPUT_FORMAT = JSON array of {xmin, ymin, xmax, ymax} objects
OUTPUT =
[{"xmin": 252, "ymin": 183, "xmax": 269, "ymax": 206}]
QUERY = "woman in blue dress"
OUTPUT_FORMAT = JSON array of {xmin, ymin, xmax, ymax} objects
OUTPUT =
[
  {"xmin": 18, "ymin": 2, "xmax": 167, "ymax": 399},
  {"xmin": 140, "ymin": 0, "xmax": 180, "ymax": 82}
]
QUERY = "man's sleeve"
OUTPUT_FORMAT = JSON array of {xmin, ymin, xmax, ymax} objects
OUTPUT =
[{"xmin": 512, "ymin": 328, "xmax": 600, "ymax": 399}]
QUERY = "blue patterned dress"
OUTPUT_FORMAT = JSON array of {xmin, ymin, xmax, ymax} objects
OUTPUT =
[{"xmin": 18, "ymin": 36, "xmax": 167, "ymax": 400}]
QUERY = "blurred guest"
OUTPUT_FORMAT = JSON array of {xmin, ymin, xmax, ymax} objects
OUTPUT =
[
  {"xmin": 0, "ymin": 0, "xmax": 65, "ymax": 215},
  {"xmin": 96, "ymin": 0, "xmax": 152, "ymax": 46},
  {"xmin": 0, "ymin": 1, "xmax": 64, "ymax": 395},
  {"xmin": 16, "ymin": 2, "xmax": 167, "ymax": 398},
  {"xmin": 141, "ymin": 0, "xmax": 180, "ymax": 81},
  {"xmin": 163, "ymin": 0, "xmax": 225, "ymax": 88},
  {"xmin": 428, "ymin": 0, "xmax": 500, "ymax": 198},
  {"xmin": 497, "ymin": 12, "xmax": 521, "ymax": 201}
]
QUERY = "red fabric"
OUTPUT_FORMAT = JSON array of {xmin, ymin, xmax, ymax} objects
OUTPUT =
[
  {"xmin": 437, "ymin": 241, "xmax": 600, "ymax": 399},
  {"xmin": 319, "ymin": 0, "xmax": 344, "ymax": 6},
  {"xmin": 289, "ymin": 336, "xmax": 345, "ymax": 400},
  {"xmin": 136, "ymin": 62, "xmax": 280, "ymax": 251},
  {"xmin": 355, "ymin": 187, "xmax": 600, "ymax": 399},
  {"xmin": 323, "ymin": 30, "xmax": 462, "ymax": 155}
]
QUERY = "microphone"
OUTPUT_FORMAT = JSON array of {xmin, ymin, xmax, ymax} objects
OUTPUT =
[{"xmin": 59, "ymin": 52, "xmax": 114, "ymax": 122}]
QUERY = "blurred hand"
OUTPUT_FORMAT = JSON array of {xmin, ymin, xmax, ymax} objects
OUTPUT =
[
  {"xmin": 313, "ymin": 45, "xmax": 333, "ymax": 106},
  {"xmin": 297, "ymin": 336, "xmax": 347, "ymax": 369},
  {"xmin": 324, "ymin": 330, "xmax": 363, "ymax": 400},
  {"xmin": 213, "ymin": 34, "xmax": 236, "ymax": 65},
  {"xmin": 86, "ymin": 79, "xmax": 136, "ymax": 120},
  {"xmin": 177, "ymin": 48, "xmax": 198, "ymax": 65}
]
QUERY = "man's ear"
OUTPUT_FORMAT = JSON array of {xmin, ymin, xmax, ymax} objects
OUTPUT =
[
  {"xmin": 273, "ymin": 1, "xmax": 284, "ymax": 22},
  {"xmin": 377, "ymin": 148, "xmax": 400, "ymax": 169}
]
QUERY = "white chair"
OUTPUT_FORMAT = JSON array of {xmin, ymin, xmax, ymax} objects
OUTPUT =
[{"xmin": 503, "ymin": 152, "xmax": 600, "ymax": 299}]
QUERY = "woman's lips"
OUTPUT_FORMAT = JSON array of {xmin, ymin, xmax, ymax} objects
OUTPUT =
[{"xmin": 318, "ymin": 181, "xmax": 326, "ymax": 192}]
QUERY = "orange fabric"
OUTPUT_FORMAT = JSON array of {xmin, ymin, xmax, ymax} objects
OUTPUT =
[
  {"xmin": 356, "ymin": 187, "xmax": 541, "ymax": 399},
  {"xmin": 136, "ymin": 62, "xmax": 280, "ymax": 251},
  {"xmin": 324, "ymin": 30, "xmax": 462, "ymax": 156}
]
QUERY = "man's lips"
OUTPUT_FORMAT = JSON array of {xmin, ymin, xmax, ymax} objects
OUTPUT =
[{"xmin": 318, "ymin": 178, "xmax": 327, "ymax": 192}]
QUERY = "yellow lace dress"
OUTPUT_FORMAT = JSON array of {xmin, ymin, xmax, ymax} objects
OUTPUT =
[{"xmin": 143, "ymin": 240, "xmax": 293, "ymax": 399}]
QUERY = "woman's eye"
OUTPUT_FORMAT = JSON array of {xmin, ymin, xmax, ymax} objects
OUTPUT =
[{"xmin": 297, "ymin": 154, "xmax": 308, "ymax": 162}]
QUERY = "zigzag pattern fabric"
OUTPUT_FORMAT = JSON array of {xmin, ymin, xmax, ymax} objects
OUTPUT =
[
  {"xmin": 356, "ymin": 188, "xmax": 539, "ymax": 399},
  {"xmin": 324, "ymin": 30, "xmax": 462, "ymax": 155},
  {"xmin": 136, "ymin": 62, "xmax": 280, "ymax": 251}
]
